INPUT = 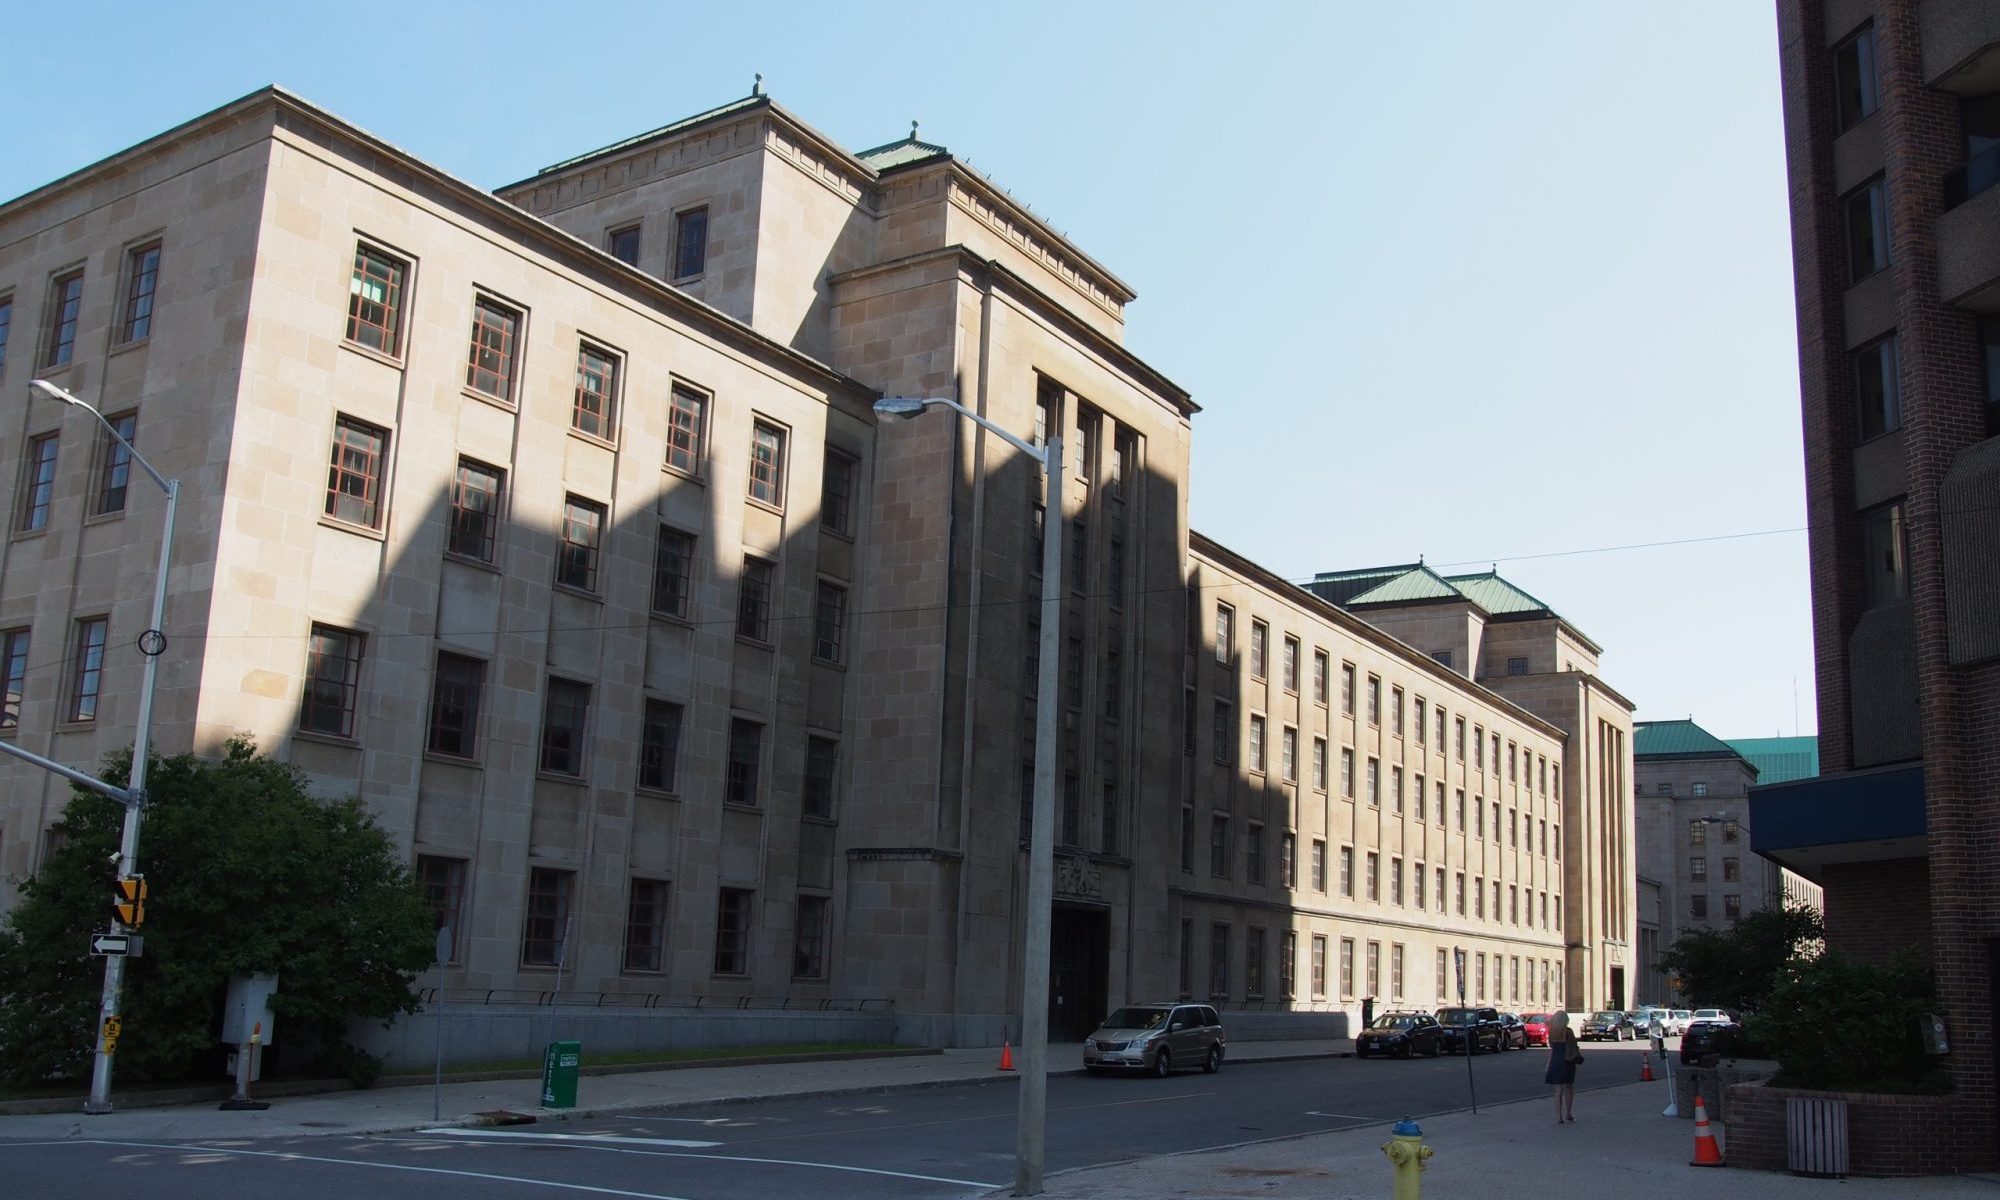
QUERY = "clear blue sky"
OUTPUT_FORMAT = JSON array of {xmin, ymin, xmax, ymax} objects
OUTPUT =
[{"xmin": 1, "ymin": 0, "xmax": 1815, "ymax": 739}]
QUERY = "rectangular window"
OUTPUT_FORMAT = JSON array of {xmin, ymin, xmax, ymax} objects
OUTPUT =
[
  {"xmin": 557, "ymin": 495, "xmax": 606, "ymax": 592},
  {"xmin": 1862, "ymin": 501, "xmax": 1908, "ymax": 607},
  {"xmin": 1282, "ymin": 636, "xmax": 1299, "ymax": 692},
  {"xmin": 1103, "ymin": 648, "xmax": 1121, "ymax": 720},
  {"xmin": 1475, "ymin": 954, "xmax": 1486, "ymax": 999},
  {"xmin": 346, "ymin": 245, "xmax": 405, "ymax": 356},
  {"xmin": 1339, "ymin": 844, "xmax": 1353, "ymax": 896},
  {"xmin": 0, "ymin": 296, "xmax": 12, "ymax": 376},
  {"xmin": 1834, "ymin": 22, "xmax": 1878, "ymax": 133},
  {"xmin": 1844, "ymin": 177, "xmax": 1890, "ymax": 283},
  {"xmin": 1312, "ymin": 737, "xmax": 1327, "ymax": 791},
  {"xmin": 0, "ymin": 628, "xmax": 27, "ymax": 730},
  {"xmin": 803, "ymin": 735, "xmax": 839, "ymax": 818},
  {"xmin": 726, "ymin": 719, "xmax": 763, "ymax": 806},
  {"xmin": 1692, "ymin": 893, "xmax": 1709, "ymax": 919},
  {"xmin": 539, "ymin": 678, "xmax": 591, "ymax": 775},
  {"xmin": 1215, "ymin": 604, "xmax": 1234, "ymax": 664},
  {"xmin": 1342, "ymin": 748, "xmax": 1354, "ymax": 797},
  {"xmin": 44, "ymin": 270, "xmax": 84, "ymax": 367},
  {"xmin": 1366, "ymin": 675, "xmax": 1381, "ymax": 725},
  {"xmin": 822, "ymin": 450, "xmax": 857, "ymax": 534},
  {"xmin": 417, "ymin": 855, "xmax": 468, "ymax": 960},
  {"xmin": 1180, "ymin": 806, "xmax": 1194, "ymax": 872},
  {"xmin": 1691, "ymin": 856, "xmax": 1708, "ymax": 881},
  {"xmin": 301, "ymin": 623, "xmax": 363, "ymax": 736},
  {"xmin": 651, "ymin": 526, "xmax": 696, "ymax": 618},
  {"xmin": 607, "ymin": 224, "xmax": 641, "ymax": 266},
  {"xmin": 748, "ymin": 420, "xmax": 788, "ymax": 507},
  {"xmin": 1437, "ymin": 867, "xmax": 1446, "ymax": 912},
  {"xmin": 624, "ymin": 878, "xmax": 669, "ymax": 972},
  {"xmin": 666, "ymin": 384, "xmax": 707, "ymax": 474},
  {"xmin": 1366, "ymin": 851, "xmax": 1379, "ymax": 901},
  {"xmin": 1391, "ymin": 765, "xmax": 1404, "ymax": 813},
  {"xmin": 1438, "ymin": 949, "xmax": 1449, "ymax": 1001},
  {"xmin": 1510, "ymin": 885, "xmax": 1519, "ymax": 923},
  {"xmin": 737, "ymin": 557, "xmax": 775, "ymax": 641},
  {"xmin": 573, "ymin": 343, "xmax": 619, "ymax": 440},
  {"xmin": 1281, "ymin": 726, "xmax": 1297, "ymax": 782},
  {"xmin": 1456, "ymin": 871, "xmax": 1466, "ymax": 915},
  {"xmin": 1312, "ymin": 935, "xmax": 1328, "ymax": 998},
  {"xmin": 1367, "ymin": 757, "xmax": 1379, "ymax": 806},
  {"xmin": 1101, "ymin": 780, "xmax": 1119, "ymax": 852},
  {"xmin": 1414, "ymin": 697, "xmax": 1426, "ymax": 743},
  {"xmin": 447, "ymin": 458, "xmax": 504, "ymax": 562},
  {"xmin": 1340, "ymin": 937, "xmax": 1355, "ymax": 997},
  {"xmin": 793, "ymin": 894, "xmax": 828, "ymax": 979},
  {"xmin": 1414, "ymin": 862, "xmax": 1426, "ymax": 909},
  {"xmin": 465, "ymin": 296, "xmax": 521, "ymax": 401},
  {"xmin": 1414, "ymin": 774, "xmax": 1426, "ymax": 820},
  {"xmin": 1312, "ymin": 838, "xmax": 1326, "ymax": 891},
  {"xmin": 1725, "ymin": 894, "xmax": 1742, "ymax": 919},
  {"xmin": 18, "ymin": 433, "xmax": 58, "ymax": 532},
  {"xmin": 1507, "ymin": 656, "xmax": 1529, "ymax": 676},
  {"xmin": 1391, "ymin": 857, "xmax": 1404, "ymax": 905},
  {"xmin": 1210, "ymin": 814, "xmax": 1229, "ymax": 878},
  {"xmin": 325, "ymin": 416, "xmax": 387, "ymax": 528},
  {"xmin": 1725, "ymin": 821, "xmax": 1741, "ymax": 843},
  {"xmin": 1281, "ymin": 931, "xmax": 1297, "ymax": 999},
  {"xmin": 1723, "ymin": 856, "xmax": 1741, "ymax": 882},
  {"xmin": 1213, "ymin": 700, "xmax": 1234, "ymax": 765},
  {"xmin": 1313, "ymin": 650, "xmax": 1329, "ymax": 704},
  {"xmin": 1392, "ymin": 944, "xmax": 1406, "ymax": 999},
  {"xmin": 1856, "ymin": 335, "xmax": 1900, "ymax": 440},
  {"xmin": 1341, "ymin": 663, "xmax": 1355, "ymax": 714},
  {"xmin": 1367, "ymin": 941, "xmax": 1381, "ymax": 998},
  {"xmin": 1390, "ymin": 686, "xmax": 1404, "ymax": 735},
  {"xmin": 426, "ymin": 651, "xmax": 485, "ymax": 758},
  {"xmin": 120, "ymin": 242, "xmax": 161, "ymax": 343},
  {"xmin": 1246, "ymin": 822, "xmax": 1265, "ymax": 885},
  {"xmin": 1456, "ymin": 789, "xmax": 1466, "ymax": 830},
  {"xmin": 714, "ymin": 886, "xmax": 752, "ymax": 975},
  {"xmin": 521, "ymin": 867, "xmax": 573, "ymax": 966},
  {"xmin": 1249, "ymin": 714, "xmax": 1267, "ymax": 773},
  {"xmin": 674, "ymin": 206, "xmax": 709, "ymax": 279},
  {"xmin": 814, "ymin": 581, "xmax": 848, "ymax": 662},
  {"xmin": 1455, "ymin": 717, "xmax": 1466, "ymax": 760},
  {"xmin": 1250, "ymin": 620, "xmax": 1268, "ymax": 679},
  {"xmin": 1474, "ymin": 875, "xmax": 1485, "ymax": 918},
  {"xmin": 1693, "ymin": 781, "xmax": 1710, "ymax": 797},
  {"xmin": 639, "ymin": 699, "xmax": 684, "ymax": 792},
  {"xmin": 1180, "ymin": 920, "xmax": 1195, "ymax": 996},
  {"xmin": 1210, "ymin": 923, "xmax": 1230, "ymax": 998},
  {"xmin": 1474, "ymin": 725, "xmax": 1484, "ymax": 769}
]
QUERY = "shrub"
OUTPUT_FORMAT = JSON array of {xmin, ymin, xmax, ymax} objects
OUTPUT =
[{"xmin": 1748, "ymin": 950, "xmax": 1943, "ymax": 1093}]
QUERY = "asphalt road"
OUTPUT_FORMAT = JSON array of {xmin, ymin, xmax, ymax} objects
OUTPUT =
[{"xmin": 0, "ymin": 1046, "xmax": 1628, "ymax": 1200}]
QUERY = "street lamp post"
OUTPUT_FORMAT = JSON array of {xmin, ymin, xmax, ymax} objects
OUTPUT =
[
  {"xmin": 28, "ymin": 379, "xmax": 179, "ymax": 1114},
  {"xmin": 874, "ymin": 395, "xmax": 1061, "ymax": 1197}
]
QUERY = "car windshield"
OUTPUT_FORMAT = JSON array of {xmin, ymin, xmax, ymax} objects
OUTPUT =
[
  {"xmin": 1101, "ymin": 1007, "xmax": 1169, "ymax": 1031},
  {"xmin": 1591, "ymin": 1011, "xmax": 1622, "ymax": 1021},
  {"xmin": 1373, "ymin": 1016, "xmax": 1422, "ymax": 1030},
  {"xmin": 1523, "ymin": 1013, "xmax": 1549, "ymax": 1023},
  {"xmin": 1436, "ymin": 1009, "xmax": 1478, "ymax": 1025}
]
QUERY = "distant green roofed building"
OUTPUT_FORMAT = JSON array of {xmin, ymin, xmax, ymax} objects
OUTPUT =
[
  {"xmin": 1633, "ymin": 718, "xmax": 1752, "ymax": 766},
  {"xmin": 1726, "ymin": 736, "xmax": 1820, "ymax": 785}
]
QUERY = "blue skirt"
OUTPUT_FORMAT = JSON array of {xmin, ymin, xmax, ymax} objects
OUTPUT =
[{"xmin": 1545, "ymin": 1042, "xmax": 1577, "ymax": 1085}]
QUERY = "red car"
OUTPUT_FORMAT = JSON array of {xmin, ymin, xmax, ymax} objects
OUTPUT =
[{"xmin": 1520, "ymin": 1012, "xmax": 1555, "ymax": 1047}]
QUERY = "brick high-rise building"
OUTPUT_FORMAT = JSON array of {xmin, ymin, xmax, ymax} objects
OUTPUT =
[{"xmin": 1761, "ymin": 0, "xmax": 2000, "ymax": 1170}]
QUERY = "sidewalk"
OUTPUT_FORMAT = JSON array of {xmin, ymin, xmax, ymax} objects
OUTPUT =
[{"xmin": 6, "ymin": 1040, "xmax": 1998, "ymax": 1198}]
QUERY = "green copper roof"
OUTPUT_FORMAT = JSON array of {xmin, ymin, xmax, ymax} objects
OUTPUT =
[
  {"xmin": 1348, "ymin": 565, "xmax": 1463, "ymax": 605},
  {"xmin": 1726, "ymin": 736, "xmax": 1820, "ymax": 785},
  {"xmin": 856, "ymin": 133, "xmax": 949, "ymax": 171},
  {"xmin": 1443, "ymin": 571, "xmax": 1555, "ymax": 617},
  {"xmin": 1306, "ymin": 565, "xmax": 1421, "ymax": 607},
  {"xmin": 536, "ymin": 94, "xmax": 771, "ymax": 177},
  {"xmin": 1633, "ymin": 719, "xmax": 1747, "ymax": 762}
]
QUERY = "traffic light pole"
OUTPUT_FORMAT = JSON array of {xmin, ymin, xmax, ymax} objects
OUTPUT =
[{"xmin": 84, "ymin": 476, "xmax": 175, "ymax": 1114}]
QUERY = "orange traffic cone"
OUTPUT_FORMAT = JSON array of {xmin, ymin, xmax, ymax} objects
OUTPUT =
[
  {"xmin": 997, "ymin": 1040, "xmax": 1015, "ymax": 1071},
  {"xmin": 1640, "ymin": 1053, "xmax": 1656, "ymax": 1082},
  {"xmin": 1689, "ymin": 1095, "xmax": 1724, "ymax": 1167}
]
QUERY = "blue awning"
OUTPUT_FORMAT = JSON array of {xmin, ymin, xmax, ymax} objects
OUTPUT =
[{"xmin": 1748, "ymin": 762, "xmax": 1926, "ymax": 883}]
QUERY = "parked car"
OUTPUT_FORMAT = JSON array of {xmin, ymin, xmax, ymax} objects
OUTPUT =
[
  {"xmin": 1680, "ymin": 1018, "xmax": 1741, "ymax": 1065},
  {"xmin": 1668, "ymin": 1010, "xmax": 1694, "ymax": 1036},
  {"xmin": 1084, "ymin": 1003, "xmax": 1226, "ymax": 1076},
  {"xmin": 1520, "ymin": 1012, "xmax": 1554, "ymax": 1047},
  {"xmin": 1355, "ymin": 1011, "xmax": 1444, "ymax": 1059},
  {"xmin": 1581, "ymin": 1010, "xmax": 1637, "ymax": 1041},
  {"xmin": 1691, "ymin": 1007, "xmax": 1732, "ymax": 1025},
  {"xmin": 1434, "ymin": 1006, "xmax": 1504, "ymax": 1054},
  {"xmin": 1495, "ymin": 1012, "xmax": 1529, "ymax": 1051}
]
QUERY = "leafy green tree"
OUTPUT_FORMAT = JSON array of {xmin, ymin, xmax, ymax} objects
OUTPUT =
[
  {"xmin": 1658, "ymin": 903, "xmax": 1824, "ymax": 1015},
  {"xmin": 0, "ymin": 739, "xmax": 435, "ymax": 1086},
  {"xmin": 1750, "ymin": 950, "xmax": 1940, "ymax": 1092}
]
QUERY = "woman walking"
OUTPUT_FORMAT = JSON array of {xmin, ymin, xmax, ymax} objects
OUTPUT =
[{"xmin": 1545, "ymin": 1011, "xmax": 1580, "ymax": 1123}]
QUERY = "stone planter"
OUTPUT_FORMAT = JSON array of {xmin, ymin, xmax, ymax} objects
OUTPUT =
[
  {"xmin": 1672, "ymin": 1058, "xmax": 1778, "ymax": 1123},
  {"xmin": 1724, "ymin": 1079, "xmax": 1959, "ymax": 1176}
]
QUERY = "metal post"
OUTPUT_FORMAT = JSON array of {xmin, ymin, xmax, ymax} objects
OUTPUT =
[
  {"xmin": 84, "ymin": 460, "xmax": 177, "ymax": 1115},
  {"xmin": 1016, "ymin": 434, "xmax": 1061, "ymax": 1198}
]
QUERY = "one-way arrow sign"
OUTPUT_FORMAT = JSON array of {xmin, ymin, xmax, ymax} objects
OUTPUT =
[{"xmin": 90, "ymin": 933, "xmax": 131, "ymax": 957}]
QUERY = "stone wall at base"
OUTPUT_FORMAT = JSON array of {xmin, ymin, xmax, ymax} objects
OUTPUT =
[{"xmin": 1725, "ymin": 1080, "xmax": 1962, "ymax": 1176}]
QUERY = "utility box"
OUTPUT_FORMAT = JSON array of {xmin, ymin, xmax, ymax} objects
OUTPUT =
[
  {"xmin": 541, "ymin": 1040, "xmax": 581, "ymax": 1109},
  {"xmin": 221, "ymin": 972, "xmax": 279, "ymax": 1045}
]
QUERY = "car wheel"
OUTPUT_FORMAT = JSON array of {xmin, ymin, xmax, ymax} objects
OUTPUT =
[
  {"xmin": 1204, "ymin": 1045, "xmax": 1222, "ymax": 1074},
  {"xmin": 1396, "ymin": 1042, "xmax": 1410, "ymax": 1060},
  {"xmin": 1152, "ymin": 1048, "xmax": 1172, "ymax": 1078}
]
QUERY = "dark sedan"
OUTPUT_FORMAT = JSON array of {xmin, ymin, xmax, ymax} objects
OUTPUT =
[
  {"xmin": 1581, "ymin": 1010, "xmax": 1637, "ymax": 1041},
  {"xmin": 1680, "ymin": 1019, "xmax": 1741, "ymax": 1064},
  {"xmin": 1434, "ymin": 1006, "xmax": 1504, "ymax": 1054},
  {"xmin": 1495, "ymin": 1012, "xmax": 1529, "ymax": 1050},
  {"xmin": 1355, "ymin": 1012, "xmax": 1443, "ymax": 1059}
]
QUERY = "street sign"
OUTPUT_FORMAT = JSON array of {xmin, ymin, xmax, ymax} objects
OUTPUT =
[
  {"xmin": 91, "ymin": 932, "xmax": 132, "ymax": 956},
  {"xmin": 115, "ymin": 876, "xmax": 148, "ymax": 927}
]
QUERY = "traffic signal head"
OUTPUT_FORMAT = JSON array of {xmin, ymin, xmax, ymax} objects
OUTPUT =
[{"xmin": 115, "ymin": 876, "xmax": 148, "ymax": 927}]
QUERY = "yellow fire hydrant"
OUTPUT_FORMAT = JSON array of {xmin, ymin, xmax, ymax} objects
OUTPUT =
[{"xmin": 1381, "ymin": 1117, "xmax": 1433, "ymax": 1200}]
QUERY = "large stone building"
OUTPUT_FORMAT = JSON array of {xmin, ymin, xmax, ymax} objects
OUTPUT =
[
  {"xmin": 1633, "ymin": 721, "xmax": 1822, "ymax": 1002},
  {"xmin": 0, "ymin": 85, "xmax": 1636, "ymax": 1051},
  {"xmin": 1763, "ymin": 0, "xmax": 2000, "ymax": 1169}
]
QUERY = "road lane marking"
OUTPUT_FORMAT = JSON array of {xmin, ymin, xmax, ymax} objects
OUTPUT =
[
  {"xmin": 387, "ymin": 1134, "xmax": 1002, "ymax": 1189},
  {"xmin": 1302, "ymin": 1112, "xmax": 1375, "ymax": 1120},
  {"xmin": 415, "ymin": 1128, "xmax": 721, "ymax": 1149},
  {"xmin": 75, "ymin": 1141, "xmax": 696, "ymax": 1199}
]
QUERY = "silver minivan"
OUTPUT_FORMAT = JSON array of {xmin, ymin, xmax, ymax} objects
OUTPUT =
[{"xmin": 1083, "ymin": 1003, "xmax": 1226, "ymax": 1076}]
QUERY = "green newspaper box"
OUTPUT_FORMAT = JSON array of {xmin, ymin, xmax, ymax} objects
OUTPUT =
[{"xmin": 541, "ymin": 1040, "xmax": 580, "ymax": 1109}]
